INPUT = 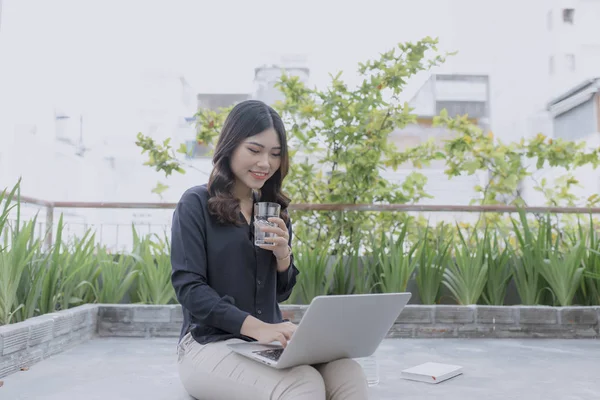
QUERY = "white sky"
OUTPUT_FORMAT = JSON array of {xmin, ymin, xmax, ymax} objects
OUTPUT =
[
  {"xmin": 0, "ymin": 0, "xmax": 555, "ymax": 142},
  {"xmin": 0, "ymin": 1, "xmax": 456, "ymax": 90}
]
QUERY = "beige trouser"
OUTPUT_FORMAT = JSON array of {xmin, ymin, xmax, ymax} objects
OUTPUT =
[{"xmin": 177, "ymin": 333, "xmax": 370, "ymax": 400}]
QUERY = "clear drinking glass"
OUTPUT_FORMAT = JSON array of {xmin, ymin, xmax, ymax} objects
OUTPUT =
[
  {"xmin": 254, "ymin": 202, "xmax": 281, "ymax": 246},
  {"xmin": 356, "ymin": 354, "xmax": 380, "ymax": 386}
]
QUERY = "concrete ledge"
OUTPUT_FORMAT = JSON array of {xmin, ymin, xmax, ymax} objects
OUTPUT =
[
  {"xmin": 477, "ymin": 306, "xmax": 518, "ymax": 324},
  {"xmin": 97, "ymin": 304, "xmax": 182, "ymax": 338},
  {"xmin": 0, "ymin": 304, "xmax": 97, "ymax": 379},
  {"xmin": 97, "ymin": 304, "xmax": 600, "ymax": 340}
]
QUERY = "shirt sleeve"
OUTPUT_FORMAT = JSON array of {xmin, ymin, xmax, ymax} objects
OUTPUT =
[
  {"xmin": 170, "ymin": 198, "xmax": 250, "ymax": 335},
  {"xmin": 276, "ymin": 216, "xmax": 300, "ymax": 302}
]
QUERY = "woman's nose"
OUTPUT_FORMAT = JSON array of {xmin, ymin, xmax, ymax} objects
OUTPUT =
[{"xmin": 257, "ymin": 154, "xmax": 270, "ymax": 168}]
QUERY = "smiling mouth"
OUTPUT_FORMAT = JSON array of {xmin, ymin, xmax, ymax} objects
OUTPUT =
[{"xmin": 250, "ymin": 171, "xmax": 269, "ymax": 180}]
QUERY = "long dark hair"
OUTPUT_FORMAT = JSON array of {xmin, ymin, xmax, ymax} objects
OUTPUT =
[{"xmin": 207, "ymin": 100, "xmax": 291, "ymax": 225}]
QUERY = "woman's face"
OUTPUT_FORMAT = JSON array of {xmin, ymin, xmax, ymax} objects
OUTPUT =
[{"xmin": 230, "ymin": 127, "xmax": 282, "ymax": 195}]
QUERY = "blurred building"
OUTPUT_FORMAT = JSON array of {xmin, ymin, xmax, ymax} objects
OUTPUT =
[
  {"xmin": 546, "ymin": 1, "xmax": 600, "ymax": 101},
  {"xmin": 528, "ymin": 0, "xmax": 600, "ymax": 139},
  {"xmin": 519, "ymin": 0, "xmax": 600, "ymax": 206},
  {"xmin": 188, "ymin": 55, "xmax": 311, "ymax": 162},
  {"xmin": 385, "ymin": 74, "xmax": 491, "ymax": 217},
  {"xmin": 252, "ymin": 55, "xmax": 310, "ymax": 106},
  {"xmin": 548, "ymin": 77, "xmax": 600, "ymax": 142},
  {"xmin": 521, "ymin": 77, "xmax": 600, "ymax": 206},
  {"xmin": 0, "ymin": 68, "xmax": 202, "ymax": 251}
]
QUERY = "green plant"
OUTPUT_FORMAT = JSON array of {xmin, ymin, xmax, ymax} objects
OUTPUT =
[
  {"xmin": 38, "ymin": 214, "xmax": 67, "ymax": 315},
  {"xmin": 329, "ymin": 254, "xmax": 354, "ymax": 296},
  {"xmin": 435, "ymin": 113, "xmax": 600, "ymax": 208},
  {"xmin": 94, "ymin": 249, "xmax": 139, "ymax": 304},
  {"xmin": 0, "ymin": 220, "xmax": 41, "ymax": 325},
  {"xmin": 0, "ymin": 179, "xmax": 19, "ymax": 247},
  {"xmin": 57, "ymin": 230, "xmax": 99, "ymax": 310},
  {"xmin": 0, "ymin": 180, "xmax": 47, "ymax": 325},
  {"xmin": 443, "ymin": 226, "xmax": 488, "ymax": 305},
  {"xmin": 132, "ymin": 230, "xmax": 176, "ymax": 305},
  {"xmin": 346, "ymin": 238, "xmax": 375, "ymax": 295},
  {"xmin": 576, "ymin": 215, "xmax": 600, "ymax": 305},
  {"xmin": 12, "ymin": 218, "xmax": 47, "ymax": 323},
  {"xmin": 415, "ymin": 224, "xmax": 452, "ymax": 304},
  {"xmin": 538, "ymin": 242, "xmax": 586, "ymax": 306},
  {"xmin": 376, "ymin": 224, "xmax": 419, "ymax": 293},
  {"xmin": 274, "ymin": 37, "xmax": 449, "ymax": 253},
  {"xmin": 510, "ymin": 211, "xmax": 556, "ymax": 305},
  {"xmin": 481, "ymin": 231, "xmax": 513, "ymax": 305},
  {"xmin": 38, "ymin": 215, "xmax": 98, "ymax": 314},
  {"xmin": 0, "ymin": 182, "xmax": 20, "ymax": 324},
  {"xmin": 288, "ymin": 238, "xmax": 334, "ymax": 304}
]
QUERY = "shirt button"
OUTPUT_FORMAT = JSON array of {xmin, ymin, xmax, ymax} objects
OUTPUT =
[
  {"xmin": 257, "ymin": 309, "xmax": 262, "ymax": 315},
  {"xmin": 257, "ymin": 280, "xmax": 262, "ymax": 285}
]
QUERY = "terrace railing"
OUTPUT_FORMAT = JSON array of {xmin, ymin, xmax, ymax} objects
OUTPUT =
[{"xmin": 12, "ymin": 195, "xmax": 600, "ymax": 251}]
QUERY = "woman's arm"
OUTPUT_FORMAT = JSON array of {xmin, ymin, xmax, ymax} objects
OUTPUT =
[{"xmin": 170, "ymin": 197, "xmax": 250, "ymax": 335}]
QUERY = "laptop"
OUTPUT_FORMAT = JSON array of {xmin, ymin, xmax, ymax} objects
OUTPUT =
[{"xmin": 227, "ymin": 292, "xmax": 411, "ymax": 369}]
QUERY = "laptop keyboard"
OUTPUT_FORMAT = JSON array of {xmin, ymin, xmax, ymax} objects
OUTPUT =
[{"xmin": 253, "ymin": 348, "xmax": 284, "ymax": 361}]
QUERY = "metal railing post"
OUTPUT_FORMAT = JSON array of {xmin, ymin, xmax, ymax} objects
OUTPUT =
[{"xmin": 45, "ymin": 204, "xmax": 54, "ymax": 250}]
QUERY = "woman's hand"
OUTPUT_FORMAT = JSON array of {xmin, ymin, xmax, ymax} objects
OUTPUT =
[
  {"xmin": 241, "ymin": 316, "xmax": 297, "ymax": 347},
  {"xmin": 257, "ymin": 217, "xmax": 291, "ymax": 263},
  {"xmin": 255, "ymin": 321, "xmax": 297, "ymax": 347}
]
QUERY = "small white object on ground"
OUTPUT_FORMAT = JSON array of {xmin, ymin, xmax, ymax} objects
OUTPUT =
[{"xmin": 401, "ymin": 362, "xmax": 463, "ymax": 384}]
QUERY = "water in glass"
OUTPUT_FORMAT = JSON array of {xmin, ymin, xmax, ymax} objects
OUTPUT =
[
  {"xmin": 254, "ymin": 202, "xmax": 280, "ymax": 246},
  {"xmin": 356, "ymin": 354, "xmax": 379, "ymax": 386}
]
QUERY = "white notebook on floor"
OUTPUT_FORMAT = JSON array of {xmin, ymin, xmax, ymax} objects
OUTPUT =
[{"xmin": 401, "ymin": 362, "xmax": 463, "ymax": 384}]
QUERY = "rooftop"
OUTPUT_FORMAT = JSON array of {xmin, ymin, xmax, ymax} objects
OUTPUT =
[
  {"xmin": 1, "ymin": 337, "xmax": 598, "ymax": 400},
  {"xmin": 407, "ymin": 73, "xmax": 490, "ymax": 120},
  {"xmin": 547, "ymin": 77, "xmax": 600, "ymax": 108},
  {"xmin": 546, "ymin": 77, "xmax": 600, "ymax": 117}
]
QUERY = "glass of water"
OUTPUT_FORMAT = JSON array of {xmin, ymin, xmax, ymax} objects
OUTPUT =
[
  {"xmin": 254, "ymin": 202, "xmax": 281, "ymax": 246},
  {"xmin": 356, "ymin": 354, "xmax": 379, "ymax": 386}
]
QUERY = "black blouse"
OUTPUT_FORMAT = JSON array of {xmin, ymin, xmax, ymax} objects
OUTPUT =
[{"xmin": 170, "ymin": 184, "xmax": 300, "ymax": 345}]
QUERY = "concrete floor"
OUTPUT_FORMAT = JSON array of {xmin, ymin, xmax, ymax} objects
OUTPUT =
[{"xmin": 1, "ymin": 337, "xmax": 598, "ymax": 400}]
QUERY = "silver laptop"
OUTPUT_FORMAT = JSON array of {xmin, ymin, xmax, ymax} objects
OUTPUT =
[{"xmin": 227, "ymin": 292, "xmax": 411, "ymax": 369}]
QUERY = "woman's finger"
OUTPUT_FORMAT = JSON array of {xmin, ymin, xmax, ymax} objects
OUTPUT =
[
  {"xmin": 287, "ymin": 323, "xmax": 297, "ymax": 333},
  {"xmin": 277, "ymin": 332, "xmax": 288, "ymax": 348},
  {"xmin": 262, "ymin": 236, "xmax": 288, "ymax": 246},
  {"xmin": 260, "ymin": 225, "xmax": 288, "ymax": 238},
  {"xmin": 268, "ymin": 217, "xmax": 288, "ymax": 232}
]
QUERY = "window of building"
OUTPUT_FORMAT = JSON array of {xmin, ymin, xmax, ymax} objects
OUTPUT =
[
  {"xmin": 549, "ymin": 56, "xmax": 555, "ymax": 75},
  {"xmin": 563, "ymin": 8, "xmax": 575, "ymax": 24},
  {"xmin": 547, "ymin": 10, "xmax": 553, "ymax": 30},
  {"xmin": 566, "ymin": 54, "xmax": 576, "ymax": 71}
]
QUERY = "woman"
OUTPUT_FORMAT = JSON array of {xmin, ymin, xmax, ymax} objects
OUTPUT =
[{"xmin": 171, "ymin": 100, "xmax": 369, "ymax": 399}]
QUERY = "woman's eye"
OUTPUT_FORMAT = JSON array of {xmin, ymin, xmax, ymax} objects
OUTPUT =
[
  {"xmin": 248, "ymin": 148, "xmax": 259, "ymax": 154},
  {"xmin": 272, "ymin": 153, "xmax": 281, "ymax": 157}
]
